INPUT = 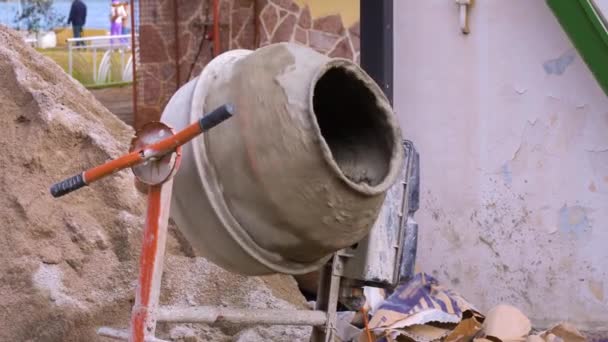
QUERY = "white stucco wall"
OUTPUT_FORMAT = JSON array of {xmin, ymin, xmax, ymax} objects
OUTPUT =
[
  {"xmin": 394, "ymin": 0, "xmax": 608, "ymax": 331},
  {"xmin": 595, "ymin": 0, "xmax": 608, "ymax": 23}
]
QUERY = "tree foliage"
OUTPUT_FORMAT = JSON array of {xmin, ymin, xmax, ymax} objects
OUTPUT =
[{"xmin": 14, "ymin": 0, "xmax": 65, "ymax": 32}]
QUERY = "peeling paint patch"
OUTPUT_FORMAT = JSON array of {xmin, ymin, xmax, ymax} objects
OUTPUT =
[
  {"xmin": 549, "ymin": 113, "xmax": 558, "ymax": 126},
  {"xmin": 588, "ymin": 279, "xmax": 605, "ymax": 301},
  {"xmin": 543, "ymin": 49, "xmax": 576, "ymax": 75},
  {"xmin": 501, "ymin": 162, "xmax": 512, "ymax": 185},
  {"xmin": 558, "ymin": 204, "xmax": 590, "ymax": 235},
  {"xmin": 589, "ymin": 181, "xmax": 597, "ymax": 192},
  {"xmin": 514, "ymin": 86, "xmax": 527, "ymax": 95}
]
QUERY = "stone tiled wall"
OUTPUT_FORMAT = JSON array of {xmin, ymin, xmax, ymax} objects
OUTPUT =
[
  {"xmin": 255, "ymin": 0, "xmax": 359, "ymax": 62},
  {"xmin": 137, "ymin": 0, "xmax": 216, "ymax": 128},
  {"xmin": 136, "ymin": 0, "xmax": 359, "ymax": 128}
]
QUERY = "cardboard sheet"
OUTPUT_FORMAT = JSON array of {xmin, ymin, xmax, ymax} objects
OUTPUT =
[{"xmin": 369, "ymin": 273, "xmax": 479, "ymax": 342}]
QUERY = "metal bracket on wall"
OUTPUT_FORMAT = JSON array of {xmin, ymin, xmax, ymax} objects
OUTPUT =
[{"xmin": 456, "ymin": 0, "xmax": 474, "ymax": 34}]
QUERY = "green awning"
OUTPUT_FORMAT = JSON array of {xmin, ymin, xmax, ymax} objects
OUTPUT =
[{"xmin": 547, "ymin": 0, "xmax": 608, "ymax": 96}]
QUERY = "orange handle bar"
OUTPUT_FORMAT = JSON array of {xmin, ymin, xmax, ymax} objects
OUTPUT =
[{"xmin": 50, "ymin": 104, "xmax": 235, "ymax": 197}]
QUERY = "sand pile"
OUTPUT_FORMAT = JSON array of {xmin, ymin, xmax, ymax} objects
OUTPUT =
[{"xmin": 0, "ymin": 26, "xmax": 309, "ymax": 341}]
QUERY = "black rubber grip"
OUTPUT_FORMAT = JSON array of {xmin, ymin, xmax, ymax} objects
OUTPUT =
[
  {"xmin": 50, "ymin": 173, "xmax": 87, "ymax": 198},
  {"xmin": 199, "ymin": 104, "xmax": 235, "ymax": 132}
]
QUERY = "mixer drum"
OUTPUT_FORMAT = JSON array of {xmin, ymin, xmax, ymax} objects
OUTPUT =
[{"xmin": 161, "ymin": 43, "xmax": 403, "ymax": 275}]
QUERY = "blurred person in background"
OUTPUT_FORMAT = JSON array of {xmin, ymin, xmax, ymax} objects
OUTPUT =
[
  {"xmin": 121, "ymin": 2, "xmax": 131, "ymax": 44},
  {"xmin": 110, "ymin": 0, "xmax": 126, "ymax": 45},
  {"xmin": 121, "ymin": 2, "xmax": 131, "ymax": 35},
  {"xmin": 67, "ymin": 0, "xmax": 87, "ymax": 46}
]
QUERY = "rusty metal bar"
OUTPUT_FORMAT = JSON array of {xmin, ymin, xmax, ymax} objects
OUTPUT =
[
  {"xmin": 156, "ymin": 307, "xmax": 328, "ymax": 326},
  {"xmin": 212, "ymin": 0, "xmax": 220, "ymax": 55},
  {"xmin": 310, "ymin": 257, "xmax": 342, "ymax": 342},
  {"xmin": 129, "ymin": 181, "xmax": 173, "ymax": 341},
  {"xmin": 130, "ymin": 0, "xmax": 138, "ymax": 126},
  {"xmin": 173, "ymin": 0, "xmax": 181, "ymax": 88},
  {"xmin": 97, "ymin": 327, "xmax": 169, "ymax": 342}
]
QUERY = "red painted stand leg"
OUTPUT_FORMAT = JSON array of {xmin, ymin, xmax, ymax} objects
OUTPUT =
[{"xmin": 129, "ymin": 181, "xmax": 174, "ymax": 342}]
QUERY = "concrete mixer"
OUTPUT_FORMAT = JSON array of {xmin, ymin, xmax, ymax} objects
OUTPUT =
[
  {"xmin": 160, "ymin": 43, "xmax": 405, "ymax": 276},
  {"xmin": 50, "ymin": 42, "xmax": 419, "ymax": 342}
]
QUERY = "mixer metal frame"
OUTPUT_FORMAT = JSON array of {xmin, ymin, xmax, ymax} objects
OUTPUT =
[
  {"xmin": 98, "ymin": 140, "xmax": 419, "ymax": 342},
  {"xmin": 51, "ymin": 104, "xmax": 419, "ymax": 342}
]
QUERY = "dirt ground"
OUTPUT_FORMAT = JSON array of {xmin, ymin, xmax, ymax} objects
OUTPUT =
[{"xmin": 90, "ymin": 85, "xmax": 134, "ymax": 126}]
